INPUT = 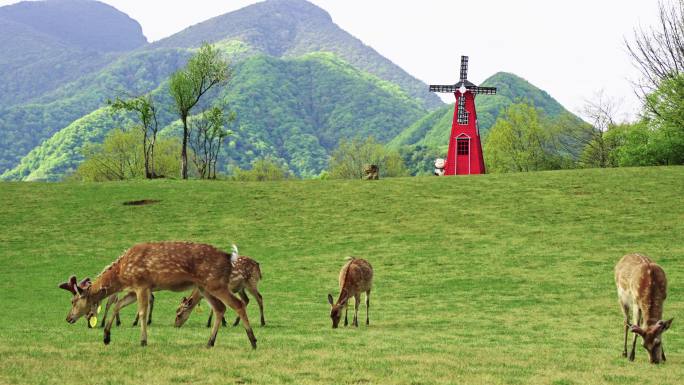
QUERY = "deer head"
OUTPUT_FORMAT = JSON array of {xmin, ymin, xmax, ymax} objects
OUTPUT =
[
  {"xmin": 58, "ymin": 275, "xmax": 99, "ymax": 324},
  {"xmin": 175, "ymin": 296, "xmax": 196, "ymax": 327},
  {"xmin": 630, "ymin": 318, "xmax": 674, "ymax": 364},
  {"xmin": 327, "ymin": 293, "xmax": 346, "ymax": 329}
]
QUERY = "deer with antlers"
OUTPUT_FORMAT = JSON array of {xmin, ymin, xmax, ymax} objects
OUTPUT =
[
  {"xmin": 327, "ymin": 257, "xmax": 373, "ymax": 328},
  {"xmin": 175, "ymin": 254, "xmax": 265, "ymax": 328},
  {"xmin": 58, "ymin": 241, "xmax": 257, "ymax": 348},
  {"xmin": 615, "ymin": 253, "xmax": 673, "ymax": 364}
]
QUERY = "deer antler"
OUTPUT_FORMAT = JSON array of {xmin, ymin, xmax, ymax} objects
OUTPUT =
[{"xmin": 78, "ymin": 277, "xmax": 91, "ymax": 289}]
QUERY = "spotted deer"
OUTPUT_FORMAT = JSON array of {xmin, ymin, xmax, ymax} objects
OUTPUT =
[
  {"xmin": 327, "ymin": 257, "xmax": 373, "ymax": 328},
  {"xmin": 615, "ymin": 253, "xmax": 673, "ymax": 364},
  {"xmin": 176, "ymin": 254, "xmax": 265, "ymax": 328},
  {"xmin": 58, "ymin": 241, "xmax": 257, "ymax": 348}
]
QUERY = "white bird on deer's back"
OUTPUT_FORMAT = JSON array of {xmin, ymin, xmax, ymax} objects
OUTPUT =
[{"xmin": 58, "ymin": 241, "xmax": 257, "ymax": 349}]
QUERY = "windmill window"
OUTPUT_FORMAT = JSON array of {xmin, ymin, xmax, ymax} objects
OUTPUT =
[{"xmin": 457, "ymin": 139, "xmax": 469, "ymax": 155}]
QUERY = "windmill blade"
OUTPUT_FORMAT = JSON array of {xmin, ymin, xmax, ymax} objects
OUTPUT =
[
  {"xmin": 429, "ymin": 85, "xmax": 456, "ymax": 93},
  {"xmin": 460, "ymin": 56, "xmax": 469, "ymax": 81},
  {"xmin": 467, "ymin": 86, "xmax": 497, "ymax": 95}
]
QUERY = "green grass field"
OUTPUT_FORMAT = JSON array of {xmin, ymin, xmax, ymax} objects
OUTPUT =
[{"xmin": 1, "ymin": 167, "xmax": 683, "ymax": 385}]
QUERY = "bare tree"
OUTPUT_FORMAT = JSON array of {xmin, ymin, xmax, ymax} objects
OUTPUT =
[
  {"xmin": 626, "ymin": 0, "xmax": 684, "ymax": 111},
  {"xmin": 189, "ymin": 107, "xmax": 233, "ymax": 179},
  {"xmin": 578, "ymin": 91, "xmax": 621, "ymax": 168}
]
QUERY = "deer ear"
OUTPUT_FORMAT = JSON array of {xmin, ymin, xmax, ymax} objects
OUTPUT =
[
  {"xmin": 659, "ymin": 318, "xmax": 674, "ymax": 332},
  {"xmin": 58, "ymin": 282, "xmax": 76, "ymax": 294},
  {"xmin": 327, "ymin": 294, "xmax": 334, "ymax": 306},
  {"xmin": 630, "ymin": 325, "xmax": 645, "ymax": 336}
]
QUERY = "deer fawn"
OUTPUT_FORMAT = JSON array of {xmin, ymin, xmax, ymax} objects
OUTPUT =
[
  {"xmin": 175, "ymin": 254, "xmax": 265, "ymax": 328},
  {"xmin": 615, "ymin": 253, "xmax": 673, "ymax": 363},
  {"xmin": 327, "ymin": 257, "xmax": 373, "ymax": 328},
  {"xmin": 58, "ymin": 241, "xmax": 257, "ymax": 348}
]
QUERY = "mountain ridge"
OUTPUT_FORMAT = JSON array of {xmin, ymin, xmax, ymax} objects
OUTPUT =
[{"xmin": 150, "ymin": 0, "xmax": 442, "ymax": 110}]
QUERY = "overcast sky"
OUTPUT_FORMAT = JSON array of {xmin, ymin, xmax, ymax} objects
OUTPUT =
[{"xmin": 1, "ymin": 0, "xmax": 666, "ymax": 121}]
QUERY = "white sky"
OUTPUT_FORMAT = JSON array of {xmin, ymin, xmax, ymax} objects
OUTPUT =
[{"xmin": 0, "ymin": 0, "xmax": 665, "ymax": 121}]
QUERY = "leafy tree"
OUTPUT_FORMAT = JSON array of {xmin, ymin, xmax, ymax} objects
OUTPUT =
[
  {"xmin": 399, "ymin": 145, "xmax": 446, "ymax": 176},
  {"xmin": 232, "ymin": 157, "xmax": 291, "ymax": 181},
  {"xmin": 328, "ymin": 137, "xmax": 408, "ymax": 179},
  {"xmin": 484, "ymin": 102, "xmax": 575, "ymax": 173},
  {"xmin": 602, "ymin": 121, "xmax": 658, "ymax": 167},
  {"xmin": 190, "ymin": 107, "xmax": 234, "ymax": 179},
  {"xmin": 71, "ymin": 129, "xmax": 183, "ymax": 181},
  {"xmin": 169, "ymin": 43, "xmax": 229, "ymax": 179},
  {"xmin": 108, "ymin": 94, "xmax": 161, "ymax": 178},
  {"xmin": 644, "ymin": 73, "xmax": 684, "ymax": 164}
]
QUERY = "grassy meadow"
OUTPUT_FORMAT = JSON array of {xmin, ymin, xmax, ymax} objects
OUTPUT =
[{"xmin": 1, "ymin": 167, "xmax": 683, "ymax": 385}]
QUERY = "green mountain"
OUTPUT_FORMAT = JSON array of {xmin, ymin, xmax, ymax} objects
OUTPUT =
[
  {"xmin": 0, "ymin": 0, "xmax": 582, "ymax": 182},
  {"xmin": 389, "ymin": 72, "xmax": 574, "ymax": 151},
  {"xmin": 4, "ymin": 51, "xmax": 426, "ymax": 181},
  {"xmin": 0, "ymin": 0, "xmax": 147, "ymax": 107},
  {"xmin": 150, "ymin": 0, "xmax": 442, "ymax": 110},
  {"xmin": 0, "ymin": 0, "xmax": 443, "ymax": 179}
]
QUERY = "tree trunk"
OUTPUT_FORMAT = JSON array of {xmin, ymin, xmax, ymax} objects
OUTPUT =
[
  {"xmin": 181, "ymin": 115, "xmax": 188, "ymax": 179},
  {"xmin": 143, "ymin": 131, "xmax": 151, "ymax": 179}
]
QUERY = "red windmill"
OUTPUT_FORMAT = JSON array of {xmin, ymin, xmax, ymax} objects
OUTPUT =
[{"xmin": 430, "ymin": 56, "xmax": 496, "ymax": 175}]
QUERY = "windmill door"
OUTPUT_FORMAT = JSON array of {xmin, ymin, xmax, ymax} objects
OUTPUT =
[{"xmin": 455, "ymin": 136, "xmax": 470, "ymax": 175}]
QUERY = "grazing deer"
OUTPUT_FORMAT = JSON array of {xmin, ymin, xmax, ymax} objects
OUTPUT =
[
  {"xmin": 58, "ymin": 241, "xmax": 257, "ymax": 348},
  {"xmin": 615, "ymin": 253, "xmax": 673, "ymax": 364},
  {"xmin": 176, "ymin": 254, "xmax": 265, "ymax": 328},
  {"xmin": 327, "ymin": 257, "xmax": 373, "ymax": 328}
]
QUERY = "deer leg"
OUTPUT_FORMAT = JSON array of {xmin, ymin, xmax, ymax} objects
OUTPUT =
[
  {"xmin": 233, "ymin": 290, "xmax": 249, "ymax": 327},
  {"xmin": 147, "ymin": 293, "xmax": 154, "ymax": 325},
  {"xmin": 201, "ymin": 292, "xmax": 226, "ymax": 348},
  {"xmin": 629, "ymin": 309, "xmax": 642, "ymax": 362},
  {"xmin": 344, "ymin": 302, "xmax": 349, "ymax": 327},
  {"xmin": 115, "ymin": 309, "xmax": 121, "ymax": 326},
  {"xmin": 103, "ymin": 292, "xmax": 136, "ymax": 345},
  {"xmin": 100, "ymin": 294, "xmax": 117, "ymax": 328},
  {"xmin": 620, "ymin": 302, "xmax": 630, "ymax": 357},
  {"xmin": 136, "ymin": 288, "xmax": 151, "ymax": 347},
  {"xmin": 206, "ymin": 308, "xmax": 213, "ymax": 328},
  {"xmin": 246, "ymin": 285, "xmax": 266, "ymax": 326},
  {"xmin": 353, "ymin": 294, "xmax": 360, "ymax": 327},
  {"xmin": 206, "ymin": 286, "xmax": 256, "ymax": 349},
  {"xmin": 366, "ymin": 290, "xmax": 371, "ymax": 326}
]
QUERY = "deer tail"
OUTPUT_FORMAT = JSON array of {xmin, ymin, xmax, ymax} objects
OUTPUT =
[{"xmin": 231, "ymin": 244, "xmax": 239, "ymax": 264}]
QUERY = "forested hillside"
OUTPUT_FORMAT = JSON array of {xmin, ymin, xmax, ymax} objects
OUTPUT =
[
  {"xmin": 3, "ymin": 51, "xmax": 426, "ymax": 181},
  {"xmin": 0, "ymin": 0, "xmax": 586, "ymax": 181}
]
